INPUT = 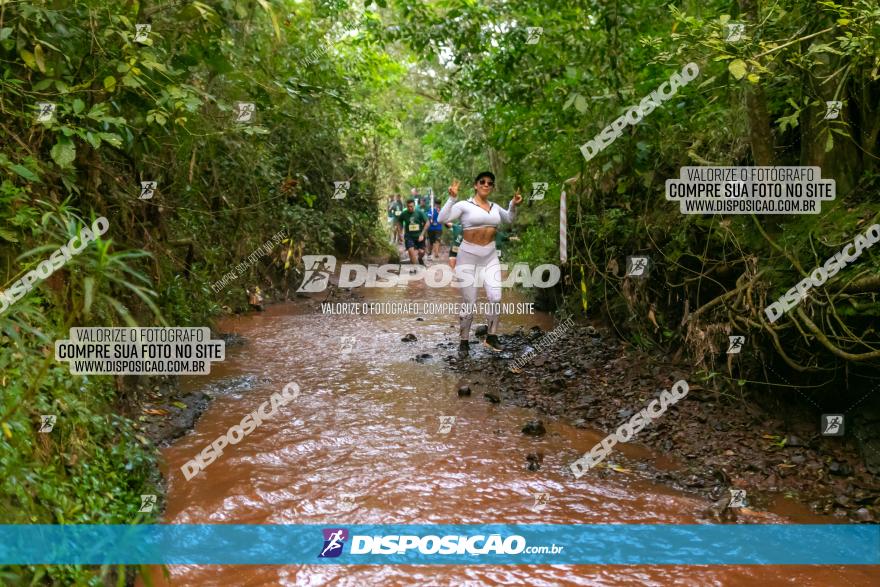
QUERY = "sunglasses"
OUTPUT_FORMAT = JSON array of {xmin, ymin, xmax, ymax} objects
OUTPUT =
[{"xmin": 477, "ymin": 180, "xmax": 495, "ymax": 187}]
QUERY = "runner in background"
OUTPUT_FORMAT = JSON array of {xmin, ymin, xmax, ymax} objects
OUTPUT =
[
  {"xmin": 447, "ymin": 221, "xmax": 463, "ymax": 268},
  {"xmin": 386, "ymin": 196, "xmax": 395, "ymax": 239},
  {"xmin": 426, "ymin": 201, "xmax": 443, "ymax": 261},
  {"xmin": 396, "ymin": 199, "xmax": 429, "ymax": 265},
  {"xmin": 388, "ymin": 195, "xmax": 403, "ymax": 245}
]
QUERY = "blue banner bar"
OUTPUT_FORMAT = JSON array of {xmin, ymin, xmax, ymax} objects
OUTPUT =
[{"xmin": 0, "ymin": 524, "xmax": 876, "ymax": 565}]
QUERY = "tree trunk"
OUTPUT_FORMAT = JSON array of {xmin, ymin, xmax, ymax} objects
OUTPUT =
[{"xmin": 739, "ymin": 0, "xmax": 775, "ymax": 166}]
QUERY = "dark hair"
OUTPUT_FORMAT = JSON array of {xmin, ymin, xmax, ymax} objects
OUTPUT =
[
  {"xmin": 474, "ymin": 171, "xmax": 495, "ymax": 184},
  {"xmin": 406, "ymin": 198, "xmax": 415, "ymax": 204}
]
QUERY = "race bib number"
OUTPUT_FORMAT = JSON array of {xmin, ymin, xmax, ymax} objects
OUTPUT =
[
  {"xmin": 409, "ymin": 223, "xmax": 420, "ymax": 231},
  {"xmin": 451, "ymin": 246, "xmax": 459, "ymax": 253}
]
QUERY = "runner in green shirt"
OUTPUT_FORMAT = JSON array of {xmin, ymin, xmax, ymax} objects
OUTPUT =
[
  {"xmin": 446, "ymin": 221, "xmax": 463, "ymax": 268},
  {"xmin": 396, "ymin": 199, "xmax": 429, "ymax": 265}
]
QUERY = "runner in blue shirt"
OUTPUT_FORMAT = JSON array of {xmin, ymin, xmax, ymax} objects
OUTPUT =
[{"xmin": 426, "ymin": 201, "xmax": 443, "ymax": 260}]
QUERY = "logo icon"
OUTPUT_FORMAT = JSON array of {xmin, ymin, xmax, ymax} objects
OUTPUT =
[
  {"xmin": 824, "ymin": 101, "xmax": 842, "ymax": 120},
  {"xmin": 234, "ymin": 101, "xmax": 255, "ymax": 123},
  {"xmin": 318, "ymin": 528, "xmax": 348, "ymax": 558},
  {"xmin": 338, "ymin": 494, "xmax": 357, "ymax": 512},
  {"xmin": 625, "ymin": 256, "xmax": 650, "ymax": 278},
  {"xmin": 725, "ymin": 23, "xmax": 745, "ymax": 43},
  {"xmin": 530, "ymin": 182, "xmax": 548, "ymax": 201},
  {"xmin": 340, "ymin": 336, "xmax": 356, "ymax": 355},
  {"xmin": 139, "ymin": 494, "xmax": 157, "ymax": 513},
  {"xmin": 36, "ymin": 102, "xmax": 56, "ymax": 122},
  {"xmin": 533, "ymin": 492, "xmax": 550, "ymax": 511},
  {"xmin": 728, "ymin": 488, "xmax": 747, "ymax": 508},
  {"xmin": 525, "ymin": 27, "xmax": 543, "ymax": 44},
  {"xmin": 134, "ymin": 24, "xmax": 151, "ymax": 43},
  {"xmin": 139, "ymin": 180, "xmax": 157, "ymax": 200},
  {"xmin": 727, "ymin": 335, "xmax": 745, "ymax": 354},
  {"xmin": 438, "ymin": 415, "xmax": 456, "ymax": 434},
  {"xmin": 39, "ymin": 415, "xmax": 56, "ymax": 433},
  {"xmin": 297, "ymin": 255, "xmax": 336, "ymax": 293},
  {"xmin": 333, "ymin": 181, "xmax": 350, "ymax": 199},
  {"xmin": 821, "ymin": 414, "xmax": 844, "ymax": 436},
  {"xmin": 424, "ymin": 103, "xmax": 451, "ymax": 123}
]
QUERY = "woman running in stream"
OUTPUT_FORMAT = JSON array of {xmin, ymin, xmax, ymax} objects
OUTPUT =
[{"xmin": 438, "ymin": 171, "xmax": 522, "ymax": 354}]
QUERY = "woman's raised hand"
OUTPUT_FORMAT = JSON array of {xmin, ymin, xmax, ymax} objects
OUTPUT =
[
  {"xmin": 448, "ymin": 179, "xmax": 460, "ymax": 199},
  {"xmin": 513, "ymin": 187, "xmax": 523, "ymax": 206}
]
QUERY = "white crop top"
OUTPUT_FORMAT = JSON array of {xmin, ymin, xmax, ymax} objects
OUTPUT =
[{"xmin": 437, "ymin": 197, "xmax": 516, "ymax": 229}]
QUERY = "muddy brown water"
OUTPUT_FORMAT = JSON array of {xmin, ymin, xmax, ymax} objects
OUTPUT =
[{"xmin": 151, "ymin": 279, "xmax": 879, "ymax": 586}]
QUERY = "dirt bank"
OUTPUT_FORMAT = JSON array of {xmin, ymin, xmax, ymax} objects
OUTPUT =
[{"xmin": 441, "ymin": 322, "xmax": 879, "ymax": 523}]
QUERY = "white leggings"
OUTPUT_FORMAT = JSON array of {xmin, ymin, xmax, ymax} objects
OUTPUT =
[{"xmin": 455, "ymin": 240, "xmax": 503, "ymax": 339}]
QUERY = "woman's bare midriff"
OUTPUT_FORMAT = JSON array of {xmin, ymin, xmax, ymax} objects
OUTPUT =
[{"xmin": 462, "ymin": 227, "xmax": 496, "ymax": 246}]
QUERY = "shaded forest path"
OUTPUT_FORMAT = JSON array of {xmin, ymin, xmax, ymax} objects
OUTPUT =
[{"xmin": 154, "ymin": 278, "xmax": 875, "ymax": 586}]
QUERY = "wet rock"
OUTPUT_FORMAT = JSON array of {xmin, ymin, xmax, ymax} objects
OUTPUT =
[
  {"xmin": 142, "ymin": 390, "xmax": 211, "ymax": 446},
  {"xmin": 855, "ymin": 508, "xmax": 874, "ymax": 522},
  {"xmin": 526, "ymin": 453, "xmax": 544, "ymax": 471},
  {"xmin": 586, "ymin": 326, "xmax": 598, "ymax": 336},
  {"xmin": 521, "ymin": 420, "xmax": 546, "ymax": 436},
  {"xmin": 457, "ymin": 385, "xmax": 471, "ymax": 397},
  {"xmin": 563, "ymin": 368, "xmax": 575, "ymax": 378},
  {"xmin": 572, "ymin": 418, "xmax": 587, "ymax": 428},
  {"xmin": 828, "ymin": 461, "xmax": 853, "ymax": 476},
  {"xmin": 414, "ymin": 353, "xmax": 433, "ymax": 363},
  {"xmin": 401, "ymin": 333, "xmax": 417, "ymax": 342},
  {"xmin": 416, "ymin": 317, "xmax": 424, "ymax": 321},
  {"xmin": 475, "ymin": 325, "xmax": 488, "ymax": 336},
  {"xmin": 484, "ymin": 392, "xmax": 501, "ymax": 404}
]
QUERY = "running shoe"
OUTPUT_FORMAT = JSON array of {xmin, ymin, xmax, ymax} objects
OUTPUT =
[{"xmin": 483, "ymin": 334, "xmax": 503, "ymax": 352}]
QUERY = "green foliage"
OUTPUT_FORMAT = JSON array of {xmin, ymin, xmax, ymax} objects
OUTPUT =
[
  {"xmin": 0, "ymin": 0, "xmax": 877, "ymax": 580},
  {"xmin": 386, "ymin": 0, "xmax": 880, "ymax": 387},
  {"xmin": 1, "ymin": 0, "xmax": 408, "ymax": 582}
]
